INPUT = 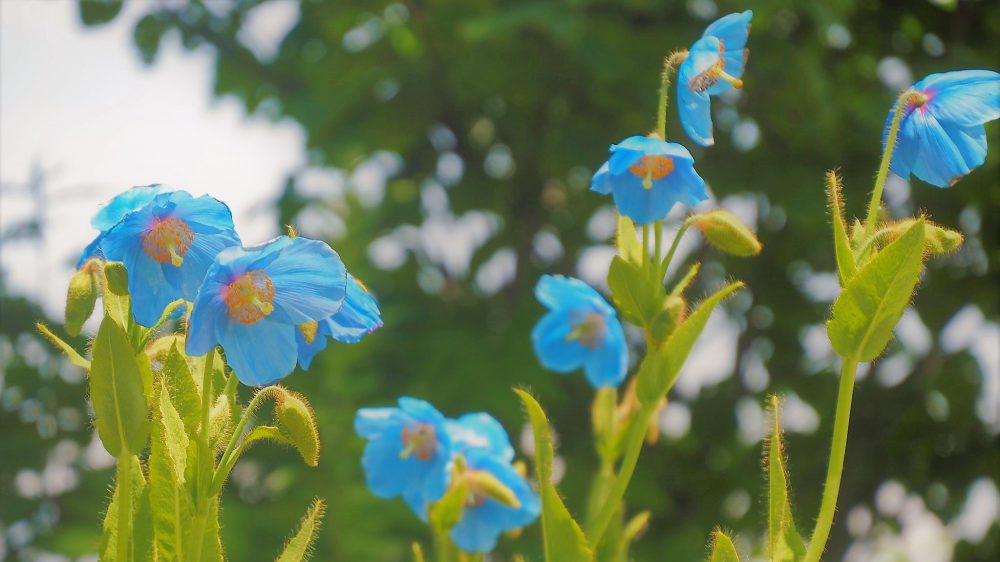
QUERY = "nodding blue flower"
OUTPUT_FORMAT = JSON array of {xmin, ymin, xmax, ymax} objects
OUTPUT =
[
  {"xmin": 186, "ymin": 235, "xmax": 348, "ymax": 386},
  {"xmin": 448, "ymin": 449, "xmax": 540, "ymax": 553},
  {"xmin": 531, "ymin": 275, "xmax": 628, "ymax": 388},
  {"xmin": 591, "ymin": 135, "xmax": 708, "ymax": 225},
  {"xmin": 77, "ymin": 184, "xmax": 168, "ymax": 267},
  {"xmin": 354, "ymin": 397, "xmax": 453, "ymax": 507},
  {"xmin": 295, "ymin": 274, "xmax": 383, "ymax": 370},
  {"xmin": 677, "ymin": 10, "xmax": 753, "ymax": 146},
  {"xmin": 887, "ymin": 70, "xmax": 1000, "ymax": 188},
  {"xmin": 99, "ymin": 190, "xmax": 241, "ymax": 327}
]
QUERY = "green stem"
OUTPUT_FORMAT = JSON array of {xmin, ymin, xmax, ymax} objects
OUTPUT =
[
  {"xmin": 653, "ymin": 220, "xmax": 663, "ymax": 284},
  {"xmin": 863, "ymin": 90, "xmax": 916, "ymax": 240},
  {"xmin": 660, "ymin": 216, "xmax": 696, "ymax": 281},
  {"xmin": 656, "ymin": 51, "xmax": 688, "ymax": 138},
  {"xmin": 116, "ymin": 455, "xmax": 132, "ymax": 562},
  {"xmin": 804, "ymin": 357, "xmax": 859, "ymax": 562},
  {"xmin": 642, "ymin": 224, "xmax": 650, "ymax": 275},
  {"xmin": 587, "ymin": 402, "xmax": 656, "ymax": 547},
  {"xmin": 190, "ymin": 351, "xmax": 216, "ymax": 562},
  {"xmin": 210, "ymin": 386, "xmax": 280, "ymax": 495}
]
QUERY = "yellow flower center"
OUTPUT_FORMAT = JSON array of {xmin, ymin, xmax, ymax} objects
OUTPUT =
[
  {"xmin": 142, "ymin": 217, "xmax": 193, "ymax": 267},
  {"xmin": 223, "ymin": 270, "xmax": 275, "ymax": 324},
  {"xmin": 400, "ymin": 423, "xmax": 437, "ymax": 461}
]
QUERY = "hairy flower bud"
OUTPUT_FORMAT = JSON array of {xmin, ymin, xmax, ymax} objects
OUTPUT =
[
  {"xmin": 275, "ymin": 388, "xmax": 320, "ymax": 467},
  {"xmin": 695, "ymin": 209, "xmax": 762, "ymax": 256},
  {"xmin": 65, "ymin": 262, "xmax": 99, "ymax": 336}
]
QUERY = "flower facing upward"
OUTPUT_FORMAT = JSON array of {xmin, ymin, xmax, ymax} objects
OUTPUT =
[
  {"xmin": 448, "ymin": 449, "xmax": 540, "ymax": 553},
  {"xmin": 77, "ymin": 184, "xmax": 168, "ymax": 267},
  {"xmin": 677, "ymin": 10, "xmax": 753, "ymax": 146},
  {"xmin": 186, "ymin": 235, "xmax": 347, "ymax": 385},
  {"xmin": 887, "ymin": 70, "xmax": 1000, "ymax": 188},
  {"xmin": 295, "ymin": 274, "xmax": 383, "ymax": 370},
  {"xmin": 531, "ymin": 275, "xmax": 628, "ymax": 388},
  {"xmin": 354, "ymin": 397, "xmax": 453, "ymax": 506},
  {"xmin": 99, "ymin": 190, "xmax": 240, "ymax": 326},
  {"xmin": 591, "ymin": 135, "xmax": 708, "ymax": 224}
]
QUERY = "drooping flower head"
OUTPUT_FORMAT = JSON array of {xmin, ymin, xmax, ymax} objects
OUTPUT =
[
  {"xmin": 531, "ymin": 275, "xmax": 629, "ymax": 388},
  {"xmin": 295, "ymin": 274, "xmax": 383, "ymax": 369},
  {"xmin": 677, "ymin": 10, "xmax": 753, "ymax": 146},
  {"xmin": 887, "ymin": 70, "xmax": 1000, "ymax": 188},
  {"xmin": 591, "ymin": 135, "xmax": 708, "ymax": 224},
  {"xmin": 100, "ymin": 190, "xmax": 241, "ymax": 326},
  {"xmin": 447, "ymin": 449, "xmax": 540, "ymax": 553},
  {"xmin": 77, "ymin": 184, "xmax": 168, "ymax": 267},
  {"xmin": 186, "ymin": 235, "xmax": 347, "ymax": 385},
  {"xmin": 354, "ymin": 397, "xmax": 453, "ymax": 506}
]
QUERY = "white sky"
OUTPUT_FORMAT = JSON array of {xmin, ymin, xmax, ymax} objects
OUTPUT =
[{"xmin": 1, "ymin": 0, "xmax": 305, "ymax": 318}]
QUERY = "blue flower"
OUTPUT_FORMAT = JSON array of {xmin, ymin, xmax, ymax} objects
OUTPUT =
[
  {"xmin": 99, "ymin": 190, "xmax": 241, "ymax": 327},
  {"xmin": 77, "ymin": 184, "xmax": 168, "ymax": 267},
  {"xmin": 591, "ymin": 136, "xmax": 708, "ymax": 224},
  {"xmin": 531, "ymin": 275, "xmax": 629, "ymax": 388},
  {"xmin": 677, "ymin": 10, "xmax": 753, "ymax": 146},
  {"xmin": 887, "ymin": 70, "xmax": 1000, "ymax": 187},
  {"xmin": 186, "ymin": 235, "xmax": 348, "ymax": 385},
  {"xmin": 295, "ymin": 274, "xmax": 383, "ymax": 370},
  {"xmin": 354, "ymin": 397, "xmax": 453, "ymax": 505},
  {"xmin": 449, "ymin": 449, "xmax": 540, "ymax": 553}
]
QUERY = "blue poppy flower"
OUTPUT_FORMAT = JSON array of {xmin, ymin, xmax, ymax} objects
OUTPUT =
[
  {"xmin": 449, "ymin": 449, "xmax": 540, "ymax": 553},
  {"xmin": 447, "ymin": 413, "xmax": 515, "ymax": 462},
  {"xmin": 186, "ymin": 235, "xmax": 348, "ymax": 385},
  {"xmin": 77, "ymin": 184, "xmax": 168, "ymax": 267},
  {"xmin": 354, "ymin": 397, "xmax": 453, "ymax": 505},
  {"xmin": 887, "ymin": 70, "xmax": 1000, "ymax": 187},
  {"xmin": 295, "ymin": 274, "xmax": 383, "ymax": 370},
  {"xmin": 591, "ymin": 135, "xmax": 708, "ymax": 225},
  {"xmin": 677, "ymin": 10, "xmax": 753, "ymax": 146},
  {"xmin": 531, "ymin": 275, "xmax": 629, "ymax": 388},
  {"xmin": 99, "ymin": 190, "xmax": 241, "ymax": 327}
]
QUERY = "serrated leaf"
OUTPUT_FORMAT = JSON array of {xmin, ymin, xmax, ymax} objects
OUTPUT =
[
  {"xmin": 767, "ymin": 396, "xmax": 806, "ymax": 562},
  {"xmin": 37, "ymin": 322, "xmax": 90, "ymax": 370},
  {"xmin": 636, "ymin": 282, "xmax": 743, "ymax": 406},
  {"xmin": 827, "ymin": 219, "xmax": 925, "ymax": 361},
  {"xmin": 826, "ymin": 170, "xmax": 856, "ymax": 286},
  {"xmin": 276, "ymin": 499, "xmax": 326, "ymax": 562},
  {"xmin": 515, "ymin": 389, "xmax": 593, "ymax": 562},
  {"xmin": 90, "ymin": 317, "xmax": 150, "ymax": 457},
  {"xmin": 607, "ymin": 256, "xmax": 659, "ymax": 326},
  {"xmin": 708, "ymin": 529, "xmax": 740, "ymax": 562},
  {"xmin": 616, "ymin": 215, "xmax": 643, "ymax": 267},
  {"xmin": 163, "ymin": 344, "xmax": 201, "ymax": 435}
]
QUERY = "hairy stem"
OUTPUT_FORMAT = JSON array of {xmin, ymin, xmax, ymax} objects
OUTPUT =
[
  {"xmin": 116, "ymin": 455, "xmax": 132, "ymax": 562},
  {"xmin": 656, "ymin": 51, "xmax": 689, "ymax": 138},
  {"xmin": 863, "ymin": 90, "xmax": 916, "ymax": 240},
  {"xmin": 190, "ymin": 351, "xmax": 216, "ymax": 562},
  {"xmin": 210, "ymin": 386, "xmax": 281, "ymax": 494},
  {"xmin": 804, "ymin": 357, "xmax": 859, "ymax": 562},
  {"xmin": 660, "ymin": 216, "xmax": 696, "ymax": 281}
]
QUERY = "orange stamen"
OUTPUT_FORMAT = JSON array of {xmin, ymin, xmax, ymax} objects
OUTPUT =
[
  {"xmin": 628, "ymin": 155, "xmax": 675, "ymax": 185},
  {"xmin": 223, "ymin": 270, "xmax": 275, "ymax": 324},
  {"xmin": 142, "ymin": 217, "xmax": 194, "ymax": 266}
]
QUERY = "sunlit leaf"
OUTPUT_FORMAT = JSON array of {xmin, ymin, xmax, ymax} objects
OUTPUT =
[
  {"xmin": 275, "ymin": 499, "xmax": 326, "ymax": 562},
  {"xmin": 90, "ymin": 316, "xmax": 150, "ymax": 457}
]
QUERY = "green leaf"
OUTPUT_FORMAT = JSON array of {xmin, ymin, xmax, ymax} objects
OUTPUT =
[
  {"xmin": 99, "ymin": 456, "xmax": 152, "ymax": 562},
  {"xmin": 616, "ymin": 215, "xmax": 643, "ymax": 267},
  {"xmin": 149, "ymin": 386, "xmax": 195, "ymax": 561},
  {"xmin": 514, "ymin": 389, "xmax": 593, "ymax": 562},
  {"xmin": 429, "ymin": 477, "xmax": 469, "ymax": 533},
  {"xmin": 134, "ymin": 14, "xmax": 169, "ymax": 65},
  {"xmin": 636, "ymin": 282, "xmax": 743, "ymax": 406},
  {"xmin": 607, "ymin": 256, "xmax": 659, "ymax": 326},
  {"xmin": 37, "ymin": 322, "xmax": 90, "ymax": 370},
  {"xmin": 412, "ymin": 542, "xmax": 426, "ymax": 562},
  {"xmin": 90, "ymin": 316, "xmax": 150, "ymax": 457},
  {"xmin": 100, "ymin": 262, "xmax": 147, "ymax": 349},
  {"xmin": 158, "ymin": 384, "xmax": 189, "ymax": 482},
  {"xmin": 163, "ymin": 344, "xmax": 202, "ymax": 436},
  {"xmin": 707, "ymin": 529, "xmax": 740, "ymax": 562},
  {"xmin": 827, "ymin": 218, "xmax": 925, "ymax": 361},
  {"xmin": 276, "ymin": 499, "xmax": 326, "ymax": 562},
  {"xmin": 767, "ymin": 396, "xmax": 806, "ymax": 562},
  {"xmin": 78, "ymin": 0, "xmax": 123, "ymax": 26},
  {"xmin": 275, "ymin": 388, "xmax": 321, "ymax": 467},
  {"xmin": 826, "ymin": 170, "xmax": 857, "ymax": 286}
]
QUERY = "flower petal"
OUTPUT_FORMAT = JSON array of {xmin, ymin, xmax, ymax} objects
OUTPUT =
[
  {"xmin": 217, "ymin": 318, "xmax": 298, "ymax": 386},
  {"xmin": 267, "ymin": 238, "xmax": 348, "ymax": 325},
  {"xmin": 531, "ymin": 309, "xmax": 588, "ymax": 373},
  {"xmin": 534, "ymin": 274, "xmax": 609, "ymax": 312},
  {"xmin": 926, "ymin": 70, "xmax": 1000, "ymax": 128},
  {"xmin": 590, "ymin": 161, "xmax": 613, "ymax": 195},
  {"xmin": 583, "ymin": 317, "xmax": 628, "ymax": 388}
]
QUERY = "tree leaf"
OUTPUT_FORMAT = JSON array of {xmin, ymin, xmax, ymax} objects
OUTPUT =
[
  {"xmin": 767, "ymin": 396, "xmax": 806, "ymax": 562},
  {"xmin": 827, "ymin": 218, "xmax": 925, "ymax": 361},
  {"xmin": 514, "ymin": 389, "xmax": 593, "ymax": 562},
  {"xmin": 607, "ymin": 256, "xmax": 658, "ymax": 326},
  {"xmin": 826, "ymin": 170, "xmax": 856, "ymax": 286},
  {"xmin": 636, "ymin": 282, "xmax": 743, "ymax": 406},
  {"xmin": 90, "ymin": 316, "xmax": 150, "ymax": 457},
  {"xmin": 707, "ymin": 529, "xmax": 740, "ymax": 562},
  {"xmin": 78, "ymin": 0, "xmax": 123, "ymax": 27},
  {"xmin": 275, "ymin": 499, "xmax": 326, "ymax": 562}
]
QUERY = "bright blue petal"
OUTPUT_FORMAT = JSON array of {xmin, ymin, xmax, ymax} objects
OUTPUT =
[
  {"xmin": 447, "ymin": 413, "xmax": 515, "ymax": 462},
  {"xmin": 123, "ymin": 243, "xmax": 179, "ymax": 327},
  {"xmin": 677, "ymin": 47, "xmax": 716, "ymax": 147},
  {"xmin": 450, "ymin": 452, "xmax": 540, "ymax": 553},
  {"xmin": 173, "ymin": 229, "xmax": 242, "ymax": 299},
  {"xmin": 318, "ymin": 275, "xmax": 383, "ymax": 343},
  {"xmin": 403, "ymin": 489, "xmax": 429, "ymax": 521},
  {"xmin": 353, "ymin": 407, "xmax": 405, "ymax": 440},
  {"xmin": 582, "ymin": 317, "xmax": 628, "ymax": 388},
  {"xmin": 398, "ymin": 397, "xmax": 450, "ymax": 431},
  {"xmin": 76, "ymin": 233, "xmax": 105, "ymax": 268},
  {"xmin": 670, "ymin": 160, "xmax": 710, "ymax": 206},
  {"xmin": 90, "ymin": 184, "xmax": 165, "ymax": 231},
  {"xmin": 532, "ymin": 309, "xmax": 588, "ymax": 373},
  {"xmin": 167, "ymin": 192, "xmax": 238, "ymax": 235},
  {"xmin": 186, "ymin": 259, "xmax": 233, "ymax": 357},
  {"xmin": 610, "ymin": 136, "xmax": 694, "ymax": 160},
  {"xmin": 610, "ymin": 172, "xmax": 682, "ymax": 224},
  {"xmin": 926, "ymin": 70, "xmax": 1000, "ymax": 128},
  {"xmin": 906, "ymin": 108, "xmax": 976, "ymax": 187},
  {"xmin": 295, "ymin": 328, "xmax": 329, "ymax": 370},
  {"xmin": 608, "ymin": 148, "xmax": 644, "ymax": 175},
  {"xmin": 590, "ymin": 161, "xmax": 613, "ymax": 195},
  {"xmin": 534, "ymin": 274, "xmax": 610, "ymax": 312},
  {"xmin": 361, "ymin": 437, "xmax": 425, "ymax": 498},
  {"xmin": 217, "ymin": 318, "xmax": 298, "ymax": 386},
  {"xmin": 702, "ymin": 10, "xmax": 752, "ymax": 51},
  {"xmin": 266, "ymin": 237, "xmax": 348, "ymax": 325}
]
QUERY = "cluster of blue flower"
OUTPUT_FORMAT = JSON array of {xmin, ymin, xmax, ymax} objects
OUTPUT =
[
  {"xmin": 78, "ymin": 185, "xmax": 383, "ymax": 386},
  {"xmin": 354, "ymin": 397, "xmax": 540, "ymax": 552}
]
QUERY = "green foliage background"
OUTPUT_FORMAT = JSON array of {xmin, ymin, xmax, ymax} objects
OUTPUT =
[{"xmin": 2, "ymin": 0, "xmax": 998, "ymax": 560}]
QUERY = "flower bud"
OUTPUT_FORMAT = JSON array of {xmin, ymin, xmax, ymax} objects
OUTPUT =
[
  {"xmin": 65, "ymin": 263, "xmax": 99, "ymax": 336},
  {"xmin": 887, "ymin": 218, "xmax": 963, "ymax": 255},
  {"xmin": 695, "ymin": 210, "xmax": 762, "ymax": 257},
  {"xmin": 209, "ymin": 394, "xmax": 233, "ymax": 451},
  {"xmin": 465, "ymin": 470, "xmax": 521, "ymax": 509},
  {"xmin": 274, "ymin": 388, "xmax": 320, "ymax": 467},
  {"xmin": 103, "ymin": 261, "xmax": 130, "ymax": 295}
]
